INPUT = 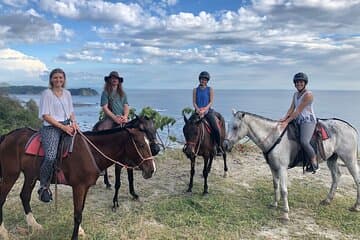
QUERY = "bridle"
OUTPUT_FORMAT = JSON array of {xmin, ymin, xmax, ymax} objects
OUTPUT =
[
  {"xmin": 183, "ymin": 121, "xmax": 205, "ymax": 157},
  {"xmin": 78, "ymin": 129, "xmax": 154, "ymax": 169}
]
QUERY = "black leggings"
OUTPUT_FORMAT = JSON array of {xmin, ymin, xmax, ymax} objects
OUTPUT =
[{"xmin": 205, "ymin": 111, "xmax": 221, "ymax": 147}]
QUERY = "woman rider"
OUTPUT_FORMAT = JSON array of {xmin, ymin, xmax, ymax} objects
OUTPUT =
[
  {"xmin": 280, "ymin": 72, "xmax": 318, "ymax": 173},
  {"xmin": 193, "ymin": 71, "xmax": 223, "ymax": 155}
]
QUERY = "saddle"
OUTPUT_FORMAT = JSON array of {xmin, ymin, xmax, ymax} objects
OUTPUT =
[
  {"xmin": 203, "ymin": 115, "xmax": 222, "ymax": 134},
  {"xmin": 25, "ymin": 132, "xmax": 75, "ymax": 185},
  {"xmin": 287, "ymin": 120, "xmax": 330, "ymax": 169}
]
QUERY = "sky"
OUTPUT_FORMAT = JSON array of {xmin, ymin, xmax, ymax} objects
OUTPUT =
[{"xmin": 0, "ymin": 0, "xmax": 359, "ymax": 90}]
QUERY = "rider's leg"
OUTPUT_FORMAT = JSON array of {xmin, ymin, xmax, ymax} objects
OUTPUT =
[
  {"xmin": 39, "ymin": 126, "xmax": 61, "ymax": 202},
  {"xmin": 205, "ymin": 111, "xmax": 222, "ymax": 154},
  {"xmin": 299, "ymin": 122, "xmax": 317, "ymax": 172}
]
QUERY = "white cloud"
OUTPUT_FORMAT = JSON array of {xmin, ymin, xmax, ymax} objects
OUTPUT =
[
  {"xmin": 2, "ymin": 0, "xmax": 28, "ymax": 8},
  {"xmin": 0, "ymin": 48, "xmax": 47, "ymax": 73}
]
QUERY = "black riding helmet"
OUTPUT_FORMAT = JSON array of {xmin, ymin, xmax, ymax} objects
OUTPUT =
[
  {"xmin": 198, "ymin": 71, "xmax": 210, "ymax": 81},
  {"xmin": 293, "ymin": 72, "xmax": 308, "ymax": 84}
]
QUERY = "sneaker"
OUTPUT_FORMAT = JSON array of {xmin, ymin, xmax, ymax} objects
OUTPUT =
[{"xmin": 38, "ymin": 188, "xmax": 52, "ymax": 203}]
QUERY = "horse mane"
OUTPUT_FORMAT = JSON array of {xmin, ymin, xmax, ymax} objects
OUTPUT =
[
  {"xmin": 84, "ymin": 127, "xmax": 127, "ymax": 136},
  {"xmin": 239, "ymin": 111, "xmax": 277, "ymax": 123}
]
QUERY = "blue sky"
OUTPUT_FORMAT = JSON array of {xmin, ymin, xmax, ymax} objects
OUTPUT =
[{"xmin": 0, "ymin": 0, "xmax": 359, "ymax": 90}]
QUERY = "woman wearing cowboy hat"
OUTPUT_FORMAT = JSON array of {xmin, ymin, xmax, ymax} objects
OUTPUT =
[{"xmin": 101, "ymin": 71, "xmax": 129, "ymax": 125}]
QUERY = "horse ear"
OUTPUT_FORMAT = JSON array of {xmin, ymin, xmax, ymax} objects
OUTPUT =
[
  {"xmin": 183, "ymin": 115, "xmax": 188, "ymax": 124},
  {"xmin": 232, "ymin": 109, "xmax": 237, "ymax": 116},
  {"xmin": 135, "ymin": 114, "xmax": 139, "ymax": 119}
]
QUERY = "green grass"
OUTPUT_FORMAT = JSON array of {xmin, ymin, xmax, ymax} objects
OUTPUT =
[{"xmin": 2, "ymin": 148, "xmax": 360, "ymax": 239}]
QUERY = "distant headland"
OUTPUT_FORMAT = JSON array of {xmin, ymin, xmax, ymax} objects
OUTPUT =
[{"xmin": 0, "ymin": 85, "xmax": 98, "ymax": 96}]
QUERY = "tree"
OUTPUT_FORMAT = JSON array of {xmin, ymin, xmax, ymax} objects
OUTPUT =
[{"xmin": 0, "ymin": 94, "xmax": 41, "ymax": 135}]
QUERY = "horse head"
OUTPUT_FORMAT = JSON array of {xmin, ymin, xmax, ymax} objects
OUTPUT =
[
  {"xmin": 224, "ymin": 110, "xmax": 247, "ymax": 151},
  {"xmin": 125, "ymin": 128, "xmax": 156, "ymax": 179},
  {"xmin": 128, "ymin": 115, "xmax": 161, "ymax": 156},
  {"xmin": 183, "ymin": 113, "xmax": 203, "ymax": 159}
]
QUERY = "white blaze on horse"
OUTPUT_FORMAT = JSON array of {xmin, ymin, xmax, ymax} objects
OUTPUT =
[{"xmin": 224, "ymin": 110, "xmax": 360, "ymax": 221}]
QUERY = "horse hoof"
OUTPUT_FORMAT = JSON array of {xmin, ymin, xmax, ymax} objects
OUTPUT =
[
  {"xmin": 223, "ymin": 172, "xmax": 228, "ymax": 178},
  {"xmin": 349, "ymin": 206, "xmax": 360, "ymax": 212},
  {"xmin": 132, "ymin": 195, "xmax": 139, "ymax": 201},
  {"xmin": 320, "ymin": 199, "xmax": 331, "ymax": 206},
  {"xmin": 278, "ymin": 214, "xmax": 290, "ymax": 223},
  {"xmin": 268, "ymin": 203, "xmax": 278, "ymax": 209},
  {"xmin": 185, "ymin": 190, "xmax": 192, "ymax": 196},
  {"xmin": 106, "ymin": 184, "xmax": 112, "ymax": 190},
  {"xmin": 78, "ymin": 225, "xmax": 85, "ymax": 237}
]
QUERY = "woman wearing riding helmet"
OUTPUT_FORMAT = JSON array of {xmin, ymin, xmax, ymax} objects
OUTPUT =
[
  {"xmin": 193, "ymin": 71, "xmax": 223, "ymax": 155},
  {"xmin": 280, "ymin": 72, "xmax": 318, "ymax": 173}
]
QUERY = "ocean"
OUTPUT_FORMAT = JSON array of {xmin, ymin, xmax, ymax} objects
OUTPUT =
[{"xmin": 10, "ymin": 89, "xmax": 360, "ymax": 144}]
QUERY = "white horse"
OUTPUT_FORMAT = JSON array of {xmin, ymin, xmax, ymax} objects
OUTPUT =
[{"xmin": 224, "ymin": 110, "xmax": 360, "ymax": 221}]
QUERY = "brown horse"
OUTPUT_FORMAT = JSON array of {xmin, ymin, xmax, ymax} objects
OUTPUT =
[
  {"xmin": 183, "ymin": 112, "xmax": 228, "ymax": 195},
  {"xmin": 92, "ymin": 116, "xmax": 160, "ymax": 210},
  {"xmin": 0, "ymin": 127, "xmax": 155, "ymax": 240}
]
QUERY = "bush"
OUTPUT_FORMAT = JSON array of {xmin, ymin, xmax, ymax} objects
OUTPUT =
[{"xmin": 0, "ymin": 94, "xmax": 41, "ymax": 135}]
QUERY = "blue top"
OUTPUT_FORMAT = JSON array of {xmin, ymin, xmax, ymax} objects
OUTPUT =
[{"xmin": 196, "ymin": 86, "xmax": 210, "ymax": 108}]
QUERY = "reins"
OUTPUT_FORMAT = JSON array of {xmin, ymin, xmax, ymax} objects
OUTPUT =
[
  {"xmin": 77, "ymin": 129, "xmax": 154, "ymax": 169},
  {"xmin": 263, "ymin": 124, "xmax": 289, "ymax": 162}
]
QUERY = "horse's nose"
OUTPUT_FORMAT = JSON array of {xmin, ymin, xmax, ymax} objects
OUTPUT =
[
  {"xmin": 150, "ymin": 143, "xmax": 161, "ymax": 156},
  {"xmin": 223, "ymin": 139, "xmax": 232, "ymax": 152},
  {"xmin": 183, "ymin": 145, "xmax": 195, "ymax": 158}
]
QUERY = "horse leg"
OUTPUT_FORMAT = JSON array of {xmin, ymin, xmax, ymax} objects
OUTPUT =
[
  {"xmin": 71, "ymin": 185, "xmax": 89, "ymax": 240},
  {"xmin": 20, "ymin": 174, "xmax": 43, "ymax": 231},
  {"xmin": 269, "ymin": 168, "xmax": 280, "ymax": 209},
  {"xmin": 103, "ymin": 169, "xmax": 112, "ymax": 189},
  {"xmin": 112, "ymin": 165, "xmax": 122, "ymax": 211},
  {"xmin": 202, "ymin": 156, "xmax": 210, "ymax": 195},
  {"xmin": 278, "ymin": 167, "xmax": 289, "ymax": 221},
  {"xmin": 187, "ymin": 158, "xmax": 195, "ymax": 193},
  {"xmin": 0, "ymin": 175, "xmax": 19, "ymax": 240},
  {"xmin": 342, "ymin": 155, "xmax": 360, "ymax": 211},
  {"xmin": 222, "ymin": 152, "xmax": 228, "ymax": 178},
  {"xmin": 320, "ymin": 154, "xmax": 341, "ymax": 205},
  {"xmin": 127, "ymin": 169, "xmax": 139, "ymax": 200},
  {"xmin": 0, "ymin": 184, "xmax": 15, "ymax": 240}
]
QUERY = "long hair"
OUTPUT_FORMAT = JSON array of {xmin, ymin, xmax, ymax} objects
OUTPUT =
[
  {"xmin": 49, "ymin": 68, "xmax": 66, "ymax": 89},
  {"xmin": 104, "ymin": 81, "xmax": 125, "ymax": 98}
]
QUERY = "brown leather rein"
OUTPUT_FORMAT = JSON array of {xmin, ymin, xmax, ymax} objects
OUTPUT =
[{"xmin": 77, "ymin": 129, "xmax": 154, "ymax": 170}]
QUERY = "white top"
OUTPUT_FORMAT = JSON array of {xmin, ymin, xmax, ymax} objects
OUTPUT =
[
  {"xmin": 39, "ymin": 88, "xmax": 74, "ymax": 126},
  {"xmin": 293, "ymin": 90, "xmax": 316, "ymax": 124}
]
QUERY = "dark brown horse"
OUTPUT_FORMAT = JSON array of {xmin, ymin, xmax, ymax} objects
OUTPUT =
[
  {"xmin": 0, "ymin": 127, "xmax": 155, "ymax": 240},
  {"xmin": 92, "ymin": 116, "xmax": 160, "ymax": 210},
  {"xmin": 183, "ymin": 112, "xmax": 228, "ymax": 195}
]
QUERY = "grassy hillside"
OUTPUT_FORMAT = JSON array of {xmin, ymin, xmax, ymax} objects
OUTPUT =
[{"xmin": 2, "ymin": 145, "xmax": 360, "ymax": 240}]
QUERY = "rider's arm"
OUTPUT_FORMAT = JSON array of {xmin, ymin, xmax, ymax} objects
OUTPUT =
[
  {"xmin": 102, "ymin": 104, "xmax": 117, "ymax": 122},
  {"xmin": 123, "ymin": 104, "xmax": 129, "ymax": 119},
  {"xmin": 193, "ymin": 88, "xmax": 200, "ymax": 112},
  {"xmin": 205, "ymin": 87, "xmax": 214, "ymax": 111}
]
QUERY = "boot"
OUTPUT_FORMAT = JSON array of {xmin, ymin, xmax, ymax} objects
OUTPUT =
[
  {"xmin": 306, "ymin": 162, "xmax": 319, "ymax": 174},
  {"xmin": 216, "ymin": 145, "xmax": 224, "ymax": 156},
  {"xmin": 38, "ymin": 187, "xmax": 53, "ymax": 203}
]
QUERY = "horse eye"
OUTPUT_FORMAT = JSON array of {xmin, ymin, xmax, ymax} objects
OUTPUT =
[{"xmin": 233, "ymin": 126, "xmax": 238, "ymax": 131}]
